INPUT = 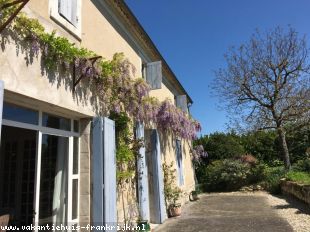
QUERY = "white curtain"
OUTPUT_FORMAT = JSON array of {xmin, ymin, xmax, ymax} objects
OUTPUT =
[{"xmin": 52, "ymin": 137, "xmax": 68, "ymax": 231}]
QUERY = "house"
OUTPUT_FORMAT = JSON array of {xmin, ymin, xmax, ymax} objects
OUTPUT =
[{"xmin": 0, "ymin": 0, "xmax": 198, "ymax": 231}]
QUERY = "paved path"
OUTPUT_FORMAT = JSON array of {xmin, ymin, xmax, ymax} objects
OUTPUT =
[{"xmin": 154, "ymin": 192, "xmax": 294, "ymax": 232}]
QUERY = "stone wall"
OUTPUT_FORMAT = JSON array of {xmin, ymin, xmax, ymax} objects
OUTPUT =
[{"xmin": 281, "ymin": 180, "xmax": 310, "ymax": 205}]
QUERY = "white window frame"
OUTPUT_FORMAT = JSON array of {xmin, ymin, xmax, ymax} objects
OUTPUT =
[
  {"xmin": 2, "ymin": 106, "xmax": 80, "ymax": 232},
  {"xmin": 49, "ymin": 0, "xmax": 82, "ymax": 39}
]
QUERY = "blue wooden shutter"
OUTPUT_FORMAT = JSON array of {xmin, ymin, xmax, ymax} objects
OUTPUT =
[
  {"xmin": 0, "ymin": 80, "xmax": 3, "ymax": 144},
  {"xmin": 176, "ymin": 95, "xmax": 188, "ymax": 113},
  {"xmin": 92, "ymin": 117, "xmax": 117, "ymax": 231},
  {"xmin": 176, "ymin": 139, "xmax": 184, "ymax": 185},
  {"xmin": 146, "ymin": 61, "xmax": 162, "ymax": 90},
  {"xmin": 151, "ymin": 130, "xmax": 167, "ymax": 223},
  {"xmin": 92, "ymin": 117, "xmax": 104, "ymax": 227},
  {"xmin": 103, "ymin": 118, "xmax": 117, "ymax": 228},
  {"xmin": 136, "ymin": 122, "xmax": 150, "ymax": 221}
]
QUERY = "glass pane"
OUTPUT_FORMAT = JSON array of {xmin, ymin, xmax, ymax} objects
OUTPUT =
[
  {"xmin": 0, "ymin": 126, "xmax": 37, "ymax": 227},
  {"xmin": 73, "ymin": 120, "xmax": 79, "ymax": 133},
  {"xmin": 3, "ymin": 102, "xmax": 39, "ymax": 125},
  {"xmin": 42, "ymin": 113, "xmax": 71, "ymax": 131},
  {"xmin": 72, "ymin": 179, "xmax": 78, "ymax": 220},
  {"xmin": 73, "ymin": 137, "xmax": 79, "ymax": 175},
  {"xmin": 39, "ymin": 134, "xmax": 68, "ymax": 228}
]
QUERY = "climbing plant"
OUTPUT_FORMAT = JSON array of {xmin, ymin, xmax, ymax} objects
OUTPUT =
[
  {"xmin": 109, "ymin": 111, "xmax": 143, "ymax": 185},
  {"xmin": 0, "ymin": 4, "xmax": 201, "ymax": 139},
  {"xmin": 163, "ymin": 162, "xmax": 183, "ymax": 208}
]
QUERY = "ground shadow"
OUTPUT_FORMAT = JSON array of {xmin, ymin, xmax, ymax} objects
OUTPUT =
[{"xmin": 271, "ymin": 193, "xmax": 310, "ymax": 215}]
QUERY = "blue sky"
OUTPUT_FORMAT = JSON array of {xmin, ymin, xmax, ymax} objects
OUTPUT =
[{"xmin": 125, "ymin": 0, "xmax": 310, "ymax": 135}]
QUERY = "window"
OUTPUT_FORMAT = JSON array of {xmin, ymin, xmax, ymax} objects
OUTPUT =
[
  {"xmin": 3, "ymin": 102, "xmax": 39, "ymax": 125},
  {"xmin": 73, "ymin": 120, "xmax": 79, "ymax": 133},
  {"xmin": 58, "ymin": 0, "xmax": 78, "ymax": 27},
  {"xmin": 1, "ymin": 103, "xmax": 80, "ymax": 228},
  {"xmin": 49, "ymin": 0, "xmax": 81, "ymax": 38},
  {"xmin": 42, "ymin": 113, "xmax": 71, "ymax": 131}
]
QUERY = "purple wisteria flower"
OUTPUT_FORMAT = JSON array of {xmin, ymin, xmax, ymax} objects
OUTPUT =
[{"xmin": 191, "ymin": 145, "xmax": 208, "ymax": 164}]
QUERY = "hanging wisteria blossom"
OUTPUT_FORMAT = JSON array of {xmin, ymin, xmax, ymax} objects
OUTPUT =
[
  {"xmin": 191, "ymin": 145, "xmax": 208, "ymax": 164},
  {"xmin": 2, "ymin": 8, "xmax": 201, "ymax": 140}
]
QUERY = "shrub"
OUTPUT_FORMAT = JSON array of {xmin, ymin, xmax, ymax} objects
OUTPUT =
[
  {"xmin": 260, "ymin": 166, "xmax": 286, "ymax": 194},
  {"xmin": 292, "ymin": 159, "xmax": 310, "ymax": 173},
  {"xmin": 240, "ymin": 154, "xmax": 258, "ymax": 166},
  {"xmin": 248, "ymin": 162, "xmax": 266, "ymax": 183},
  {"xmin": 202, "ymin": 159, "xmax": 251, "ymax": 191}
]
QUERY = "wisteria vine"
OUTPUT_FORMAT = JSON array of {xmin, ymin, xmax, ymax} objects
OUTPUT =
[
  {"xmin": 0, "ymin": 3, "xmax": 201, "ymax": 139},
  {"xmin": 191, "ymin": 145, "xmax": 208, "ymax": 164}
]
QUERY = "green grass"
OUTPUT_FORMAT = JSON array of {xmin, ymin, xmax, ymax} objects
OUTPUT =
[{"xmin": 286, "ymin": 171, "xmax": 310, "ymax": 185}]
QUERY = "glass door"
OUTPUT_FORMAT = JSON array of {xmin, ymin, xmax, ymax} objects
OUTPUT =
[
  {"xmin": 1, "ymin": 103, "xmax": 80, "ymax": 231},
  {"xmin": 38, "ymin": 134, "xmax": 69, "ymax": 230}
]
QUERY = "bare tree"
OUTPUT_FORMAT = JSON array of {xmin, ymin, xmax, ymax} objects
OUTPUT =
[{"xmin": 213, "ymin": 27, "xmax": 310, "ymax": 169}]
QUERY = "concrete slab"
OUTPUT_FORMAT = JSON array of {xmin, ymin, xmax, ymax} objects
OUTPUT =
[{"xmin": 154, "ymin": 193, "xmax": 294, "ymax": 232}]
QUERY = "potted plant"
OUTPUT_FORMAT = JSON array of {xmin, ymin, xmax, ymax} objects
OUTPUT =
[
  {"xmin": 189, "ymin": 190, "xmax": 199, "ymax": 201},
  {"xmin": 163, "ymin": 162, "xmax": 183, "ymax": 217},
  {"xmin": 167, "ymin": 186, "xmax": 183, "ymax": 217},
  {"xmin": 136, "ymin": 218, "xmax": 150, "ymax": 232}
]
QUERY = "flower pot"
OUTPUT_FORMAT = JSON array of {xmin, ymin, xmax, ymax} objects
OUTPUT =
[
  {"xmin": 137, "ymin": 220, "xmax": 150, "ymax": 231},
  {"xmin": 169, "ymin": 205, "xmax": 182, "ymax": 217},
  {"xmin": 190, "ymin": 191, "xmax": 199, "ymax": 201}
]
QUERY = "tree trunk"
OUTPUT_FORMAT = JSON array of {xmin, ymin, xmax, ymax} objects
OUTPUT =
[{"xmin": 277, "ymin": 127, "xmax": 291, "ymax": 170}]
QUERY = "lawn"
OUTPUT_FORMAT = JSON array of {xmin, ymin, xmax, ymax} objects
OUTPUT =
[{"xmin": 286, "ymin": 171, "xmax": 310, "ymax": 185}]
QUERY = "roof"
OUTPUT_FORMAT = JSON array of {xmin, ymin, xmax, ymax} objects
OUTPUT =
[{"xmin": 105, "ymin": 0, "xmax": 193, "ymax": 104}]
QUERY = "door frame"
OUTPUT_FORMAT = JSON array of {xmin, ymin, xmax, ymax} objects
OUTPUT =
[{"xmin": 1, "ymin": 106, "xmax": 80, "ymax": 231}]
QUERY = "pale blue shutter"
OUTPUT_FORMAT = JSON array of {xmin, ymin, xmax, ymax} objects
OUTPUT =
[
  {"xmin": 92, "ymin": 117, "xmax": 104, "ymax": 227},
  {"xmin": 136, "ymin": 122, "xmax": 150, "ymax": 221},
  {"xmin": 146, "ymin": 61, "xmax": 162, "ymax": 90},
  {"xmin": 151, "ymin": 130, "xmax": 167, "ymax": 223},
  {"xmin": 92, "ymin": 117, "xmax": 117, "ymax": 231},
  {"xmin": 0, "ymin": 80, "xmax": 3, "ymax": 144},
  {"xmin": 176, "ymin": 95, "xmax": 188, "ymax": 113},
  {"xmin": 103, "ymin": 118, "xmax": 117, "ymax": 228},
  {"xmin": 176, "ymin": 139, "xmax": 184, "ymax": 185}
]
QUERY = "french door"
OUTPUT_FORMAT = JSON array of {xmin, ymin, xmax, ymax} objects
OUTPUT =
[
  {"xmin": 35, "ymin": 133, "xmax": 69, "ymax": 230},
  {"xmin": 0, "ymin": 102, "xmax": 80, "ymax": 231}
]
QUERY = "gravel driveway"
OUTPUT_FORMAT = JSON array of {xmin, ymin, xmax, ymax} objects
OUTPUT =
[{"xmin": 154, "ymin": 192, "xmax": 309, "ymax": 232}]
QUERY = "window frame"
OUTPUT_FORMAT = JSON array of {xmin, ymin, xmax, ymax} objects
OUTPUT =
[
  {"xmin": 1, "ymin": 103, "xmax": 80, "ymax": 230},
  {"xmin": 49, "ymin": 0, "xmax": 82, "ymax": 39}
]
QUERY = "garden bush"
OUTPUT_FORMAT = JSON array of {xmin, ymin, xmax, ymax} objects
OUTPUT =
[
  {"xmin": 292, "ymin": 159, "xmax": 310, "ymax": 173},
  {"xmin": 201, "ymin": 159, "xmax": 265, "ymax": 192},
  {"xmin": 260, "ymin": 166, "xmax": 286, "ymax": 194},
  {"xmin": 240, "ymin": 154, "xmax": 258, "ymax": 166},
  {"xmin": 247, "ymin": 162, "xmax": 267, "ymax": 183}
]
